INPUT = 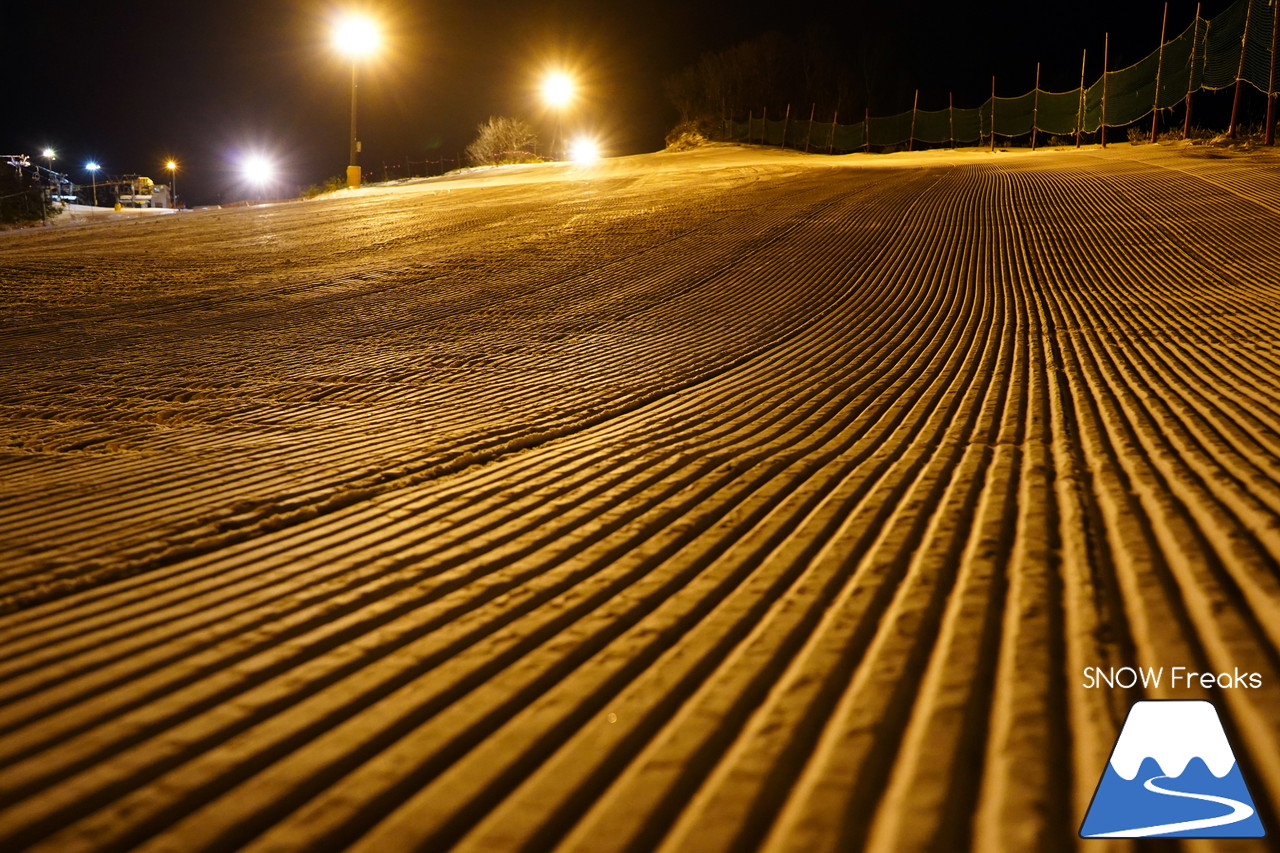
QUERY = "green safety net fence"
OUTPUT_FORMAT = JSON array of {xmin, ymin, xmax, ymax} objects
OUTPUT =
[{"xmin": 724, "ymin": 0, "xmax": 1277, "ymax": 152}]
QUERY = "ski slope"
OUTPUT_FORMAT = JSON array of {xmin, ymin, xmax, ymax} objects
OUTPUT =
[{"xmin": 1, "ymin": 142, "xmax": 1278, "ymax": 851}]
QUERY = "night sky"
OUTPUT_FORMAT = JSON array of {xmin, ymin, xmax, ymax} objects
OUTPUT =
[{"xmin": 5, "ymin": 1, "xmax": 1228, "ymax": 205}]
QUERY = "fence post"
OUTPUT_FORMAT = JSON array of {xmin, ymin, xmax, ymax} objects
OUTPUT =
[
  {"xmin": 909, "ymin": 90, "xmax": 919, "ymax": 151},
  {"xmin": 1101, "ymin": 33, "xmax": 1109, "ymax": 147},
  {"xmin": 1230, "ymin": 0, "xmax": 1254, "ymax": 136},
  {"xmin": 1152, "ymin": 3, "xmax": 1170, "ymax": 142},
  {"xmin": 1185, "ymin": 4, "xmax": 1201, "ymax": 137},
  {"xmin": 949, "ymin": 92, "xmax": 955, "ymax": 147},
  {"xmin": 866, "ymin": 107, "xmax": 871, "ymax": 153},
  {"xmin": 990, "ymin": 75, "xmax": 997, "ymax": 151},
  {"xmin": 805, "ymin": 102, "xmax": 816, "ymax": 152},
  {"xmin": 1077, "ymin": 48, "xmax": 1087, "ymax": 147},
  {"xmin": 829, "ymin": 108, "xmax": 838, "ymax": 154},
  {"xmin": 1268, "ymin": 0, "xmax": 1278, "ymax": 144},
  {"xmin": 762, "ymin": 106, "xmax": 768, "ymax": 144},
  {"xmin": 1032, "ymin": 63, "xmax": 1041, "ymax": 150},
  {"xmin": 783, "ymin": 103, "xmax": 791, "ymax": 148}
]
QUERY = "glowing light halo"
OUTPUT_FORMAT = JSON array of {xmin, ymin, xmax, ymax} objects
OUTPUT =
[
  {"xmin": 568, "ymin": 136, "xmax": 601, "ymax": 164},
  {"xmin": 242, "ymin": 154, "xmax": 275, "ymax": 184},
  {"xmin": 332, "ymin": 14, "xmax": 381, "ymax": 59},
  {"xmin": 541, "ymin": 71, "xmax": 575, "ymax": 108}
]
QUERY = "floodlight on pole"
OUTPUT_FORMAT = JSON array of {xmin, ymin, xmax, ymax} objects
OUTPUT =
[
  {"xmin": 333, "ymin": 14, "xmax": 381, "ymax": 189},
  {"xmin": 541, "ymin": 71, "xmax": 576, "ymax": 160},
  {"xmin": 86, "ymin": 161, "xmax": 100, "ymax": 206},
  {"xmin": 41, "ymin": 148, "xmax": 55, "ymax": 225},
  {"xmin": 166, "ymin": 160, "xmax": 178, "ymax": 209}
]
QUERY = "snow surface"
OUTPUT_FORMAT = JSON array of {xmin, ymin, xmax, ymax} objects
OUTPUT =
[
  {"xmin": 1108, "ymin": 701, "xmax": 1238, "ymax": 780},
  {"xmin": 1, "ymin": 142, "xmax": 1278, "ymax": 853}
]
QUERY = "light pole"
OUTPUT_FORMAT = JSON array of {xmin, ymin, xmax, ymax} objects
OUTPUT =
[
  {"xmin": 333, "ymin": 15, "xmax": 380, "ymax": 188},
  {"xmin": 41, "ymin": 148, "xmax": 55, "ymax": 225},
  {"xmin": 541, "ymin": 71, "xmax": 575, "ymax": 159},
  {"xmin": 165, "ymin": 160, "xmax": 178, "ymax": 209},
  {"xmin": 86, "ymin": 162, "xmax": 100, "ymax": 206}
]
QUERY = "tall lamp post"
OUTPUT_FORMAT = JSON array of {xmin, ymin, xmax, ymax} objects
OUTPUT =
[
  {"xmin": 165, "ymin": 160, "xmax": 178, "ymax": 209},
  {"xmin": 333, "ymin": 15, "xmax": 380, "ymax": 189},
  {"xmin": 41, "ymin": 148, "xmax": 55, "ymax": 225},
  {"xmin": 86, "ymin": 162, "xmax": 100, "ymax": 207},
  {"xmin": 541, "ymin": 72, "xmax": 575, "ymax": 160}
]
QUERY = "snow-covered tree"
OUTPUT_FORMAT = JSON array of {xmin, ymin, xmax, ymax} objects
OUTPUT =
[{"xmin": 465, "ymin": 117, "xmax": 539, "ymax": 167}]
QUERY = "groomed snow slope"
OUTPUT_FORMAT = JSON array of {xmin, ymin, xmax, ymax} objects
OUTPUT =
[{"xmin": 1, "ymin": 143, "xmax": 1278, "ymax": 851}]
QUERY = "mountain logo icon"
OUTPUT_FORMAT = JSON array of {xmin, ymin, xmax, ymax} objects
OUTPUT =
[{"xmin": 1080, "ymin": 700, "xmax": 1266, "ymax": 838}]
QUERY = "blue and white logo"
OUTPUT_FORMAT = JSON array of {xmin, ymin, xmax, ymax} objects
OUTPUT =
[{"xmin": 1080, "ymin": 700, "xmax": 1265, "ymax": 838}]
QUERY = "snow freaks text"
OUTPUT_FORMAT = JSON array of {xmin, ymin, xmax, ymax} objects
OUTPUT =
[{"xmin": 1081, "ymin": 667, "xmax": 1263, "ymax": 690}]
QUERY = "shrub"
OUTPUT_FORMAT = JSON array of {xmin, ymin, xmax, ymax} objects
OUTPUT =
[
  {"xmin": 465, "ymin": 117, "xmax": 540, "ymax": 167},
  {"xmin": 665, "ymin": 120, "xmax": 711, "ymax": 151},
  {"xmin": 302, "ymin": 175, "xmax": 348, "ymax": 199}
]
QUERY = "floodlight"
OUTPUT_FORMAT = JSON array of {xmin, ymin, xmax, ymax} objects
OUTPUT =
[
  {"xmin": 243, "ymin": 155, "xmax": 274, "ymax": 184},
  {"xmin": 569, "ymin": 137, "xmax": 601, "ymax": 164},
  {"xmin": 542, "ymin": 72, "xmax": 575, "ymax": 108},
  {"xmin": 333, "ymin": 14, "xmax": 381, "ymax": 58}
]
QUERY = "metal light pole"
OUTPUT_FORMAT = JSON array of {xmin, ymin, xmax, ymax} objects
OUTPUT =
[
  {"xmin": 86, "ymin": 162, "xmax": 100, "ymax": 206},
  {"xmin": 333, "ymin": 14, "xmax": 380, "ymax": 188},
  {"xmin": 41, "ymin": 148, "xmax": 55, "ymax": 226},
  {"xmin": 348, "ymin": 59, "xmax": 360, "ymax": 187},
  {"xmin": 166, "ymin": 160, "xmax": 178, "ymax": 209}
]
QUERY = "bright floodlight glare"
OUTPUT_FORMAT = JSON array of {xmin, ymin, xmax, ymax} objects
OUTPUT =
[
  {"xmin": 86, "ymin": 162, "xmax": 100, "ymax": 172},
  {"xmin": 542, "ymin": 72, "xmax": 574, "ymax": 108},
  {"xmin": 333, "ymin": 14, "xmax": 381, "ymax": 58},
  {"xmin": 242, "ymin": 155, "xmax": 274, "ymax": 184},
  {"xmin": 569, "ymin": 137, "xmax": 600, "ymax": 164},
  {"xmin": 166, "ymin": 160, "xmax": 177, "ymax": 171},
  {"xmin": 42, "ymin": 148, "xmax": 55, "ymax": 159}
]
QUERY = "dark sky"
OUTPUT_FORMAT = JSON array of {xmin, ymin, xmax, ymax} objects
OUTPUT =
[{"xmin": 4, "ymin": 1, "xmax": 1228, "ymax": 205}]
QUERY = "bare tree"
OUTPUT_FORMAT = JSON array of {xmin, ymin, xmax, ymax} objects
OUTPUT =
[
  {"xmin": 465, "ymin": 117, "xmax": 539, "ymax": 167},
  {"xmin": 663, "ymin": 31, "xmax": 858, "ymax": 131}
]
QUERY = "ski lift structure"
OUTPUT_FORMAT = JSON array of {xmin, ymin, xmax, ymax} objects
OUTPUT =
[
  {"xmin": 3, "ymin": 154, "xmax": 75, "ymax": 202},
  {"xmin": 111, "ymin": 174, "xmax": 172, "ymax": 209}
]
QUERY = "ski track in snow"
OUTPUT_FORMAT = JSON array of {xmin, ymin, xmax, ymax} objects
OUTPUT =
[{"xmin": 0, "ymin": 144, "xmax": 1278, "ymax": 851}]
